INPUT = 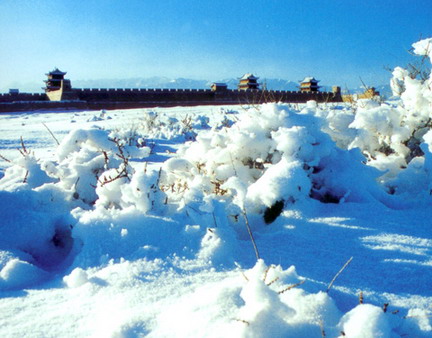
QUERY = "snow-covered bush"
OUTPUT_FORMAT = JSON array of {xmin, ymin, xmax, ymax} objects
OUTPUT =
[
  {"xmin": 150, "ymin": 259, "xmax": 421, "ymax": 337},
  {"xmin": 365, "ymin": 38, "xmax": 432, "ymax": 195},
  {"xmin": 160, "ymin": 103, "xmax": 385, "ymax": 227},
  {"xmin": 0, "ymin": 126, "xmax": 156, "ymax": 287},
  {"xmin": 53, "ymin": 128, "xmax": 127, "ymax": 204},
  {"xmin": 0, "ymin": 139, "xmax": 55, "ymax": 191},
  {"xmin": 46, "ymin": 127, "xmax": 154, "ymax": 205},
  {"xmin": 96, "ymin": 168, "xmax": 166, "ymax": 213},
  {"xmin": 128, "ymin": 111, "xmax": 211, "ymax": 141},
  {"xmin": 314, "ymin": 38, "xmax": 432, "ymax": 199}
]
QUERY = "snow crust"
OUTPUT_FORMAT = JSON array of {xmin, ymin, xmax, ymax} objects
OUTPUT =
[{"xmin": 1, "ymin": 38, "xmax": 432, "ymax": 337}]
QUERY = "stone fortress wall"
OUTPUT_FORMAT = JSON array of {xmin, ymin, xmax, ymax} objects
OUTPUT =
[
  {"xmin": 0, "ymin": 72, "xmax": 344, "ymax": 112},
  {"xmin": 74, "ymin": 87, "xmax": 342, "ymax": 103},
  {"xmin": 0, "ymin": 93, "xmax": 47, "ymax": 102},
  {"xmin": 0, "ymin": 88, "xmax": 343, "ymax": 112}
]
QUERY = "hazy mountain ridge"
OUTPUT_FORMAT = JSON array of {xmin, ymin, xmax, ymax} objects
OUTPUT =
[
  {"xmin": 74, "ymin": 77, "xmax": 211, "ymax": 90},
  {"xmin": 73, "ymin": 77, "xmax": 302, "ymax": 91}
]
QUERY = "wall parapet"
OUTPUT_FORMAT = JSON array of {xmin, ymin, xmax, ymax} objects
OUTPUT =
[
  {"xmin": 1, "ymin": 86, "xmax": 343, "ymax": 112},
  {"xmin": 0, "ymin": 92, "xmax": 47, "ymax": 103}
]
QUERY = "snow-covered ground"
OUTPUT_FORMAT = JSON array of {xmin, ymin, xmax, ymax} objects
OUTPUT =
[{"xmin": 1, "ymin": 38, "xmax": 432, "ymax": 337}]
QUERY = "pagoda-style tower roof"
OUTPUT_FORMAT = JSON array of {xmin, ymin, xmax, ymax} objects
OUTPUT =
[
  {"xmin": 299, "ymin": 76, "xmax": 321, "ymax": 92},
  {"xmin": 45, "ymin": 68, "xmax": 67, "ymax": 76},
  {"xmin": 300, "ymin": 77, "xmax": 320, "ymax": 84},
  {"xmin": 238, "ymin": 73, "xmax": 260, "ymax": 90},
  {"xmin": 239, "ymin": 73, "xmax": 259, "ymax": 81}
]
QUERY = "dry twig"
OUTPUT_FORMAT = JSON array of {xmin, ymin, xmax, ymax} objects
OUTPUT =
[
  {"xmin": 359, "ymin": 291, "xmax": 364, "ymax": 304},
  {"xmin": 18, "ymin": 136, "xmax": 30, "ymax": 157},
  {"xmin": 0, "ymin": 153, "xmax": 11, "ymax": 163},
  {"xmin": 262, "ymin": 264, "xmax": 275, "ymax": 284},
  {"xmin": 42, "ymin": 122, "xmax": 60, "ymax": 146},
  {"xmin": 319, "ymin": 320, "xmax": 326, "ymax": 337},
  {"xmin": 266, "ymin": 276, "xmax": 279, "ymax": 287},
  {"xmin": 242, "ymin": 209, "xmax": 260, "ymax": 260},
  {"xmin": 326, "ymin": 256, "xmax": 353, "ymax": 293},
  {"xmin": 278, "ymin": 280, "xmax": 306, "ymax": 294},
  {"xmin": 233, "ymin": 318, "xmax": 250, "ymax": 326}
]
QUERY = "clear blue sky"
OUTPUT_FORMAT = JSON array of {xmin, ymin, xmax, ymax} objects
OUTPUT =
[{"xmin": 1, "ymin": 0, "xmax": 431, "ymax": 91}]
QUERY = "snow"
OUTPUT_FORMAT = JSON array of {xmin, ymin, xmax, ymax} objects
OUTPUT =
[
  {"xmin": 1, "ymin": 38, "xmax": 432, "ymax": 337},
  {"xmin": 301, "ymin": 77, "xmax": 319, "ymax": 83},
  {"xmin": 338, "ymin": 304, "xmax": 391, "ymax": 337}
]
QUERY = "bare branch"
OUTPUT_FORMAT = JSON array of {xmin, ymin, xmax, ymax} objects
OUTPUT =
[
  {"xmin": 278, "ymin": 279, "xmax": 306, "ymax": 294},
  {"xmin": 242, "ymin": 209, "xmax": 260, "ymax": 260},
  {"xmin": 18, "ymin": 136, "xmax": 30, "ymax": 157},
  {"xmin": 326, "ymin": 256, "xmax": 353, "ymax": 293},
  {"xmin": 266, "ymin": 276, "xmax": 279, "ymax": 287},
  {"xmin": 42, "ymin": 122, "xmax": 60, "ymax": 146},
  {"xmin": 0, "ymin": 153, "xmax": 11, "ymax": 163},
  {"xmin": 23, "ymin": 170, "xmax": 29, "ymax": 183}
]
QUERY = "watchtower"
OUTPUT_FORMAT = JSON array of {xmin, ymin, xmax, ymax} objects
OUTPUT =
[
  {"xmin": 211, "ymin": 83, "xmax": 228, "ymax": 92},
  {"xmin": 43, "ymin": 68, "xmax": 76, "ymax": 101},
  {"xmin": 238, "ymin": 74, "xmax": 260, "ymax": 91},
  {"xmin": 300, "ymin": 77, "xmax": 321, "ymax": 93}
]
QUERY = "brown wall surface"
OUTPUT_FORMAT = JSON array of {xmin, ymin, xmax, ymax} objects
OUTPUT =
[
  {"xmin": 0, "ymin": 88, "xmax": 343, "ymax": 113},
  {"xmin": 0, "ymin": 93, "xmax": 47, "ymax": 103}
]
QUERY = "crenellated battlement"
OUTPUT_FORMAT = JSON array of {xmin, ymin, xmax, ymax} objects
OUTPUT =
[
  {"xmin": 0, "ymin": 71, "xmax": 344, "ymax": 112},
  {"xmin": 0, "ymin": 87, "xmax": 342, "ymax": 105},
  {"xmin": 0, "ymin": 92, "xmax": 47, "ymax": 103}
]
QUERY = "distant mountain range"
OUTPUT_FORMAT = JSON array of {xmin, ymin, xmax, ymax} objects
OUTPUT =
[
  {"xmin": 74, "ymin": 77, "xmax": 212, "ymax": 91},
  {"xmin": 2, "ymin": 76, "xmax": 393, "ymax": 98},
  {"xmin": 72, "ymin": 77, "xmax": 303, "ymax": 91}
]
